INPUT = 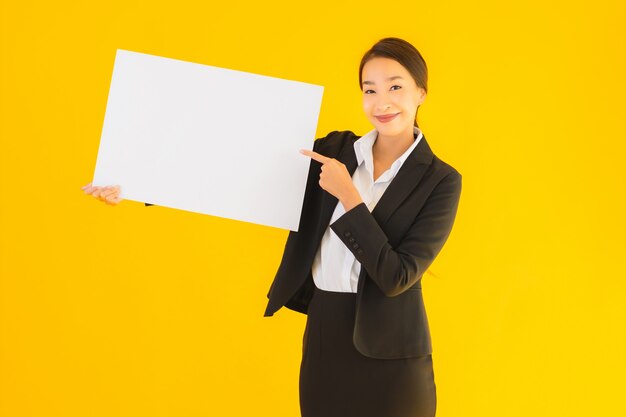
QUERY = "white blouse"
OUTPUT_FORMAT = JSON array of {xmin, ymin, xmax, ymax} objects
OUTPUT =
[{"xmin": 311, "ymin": 126, "xmax": 423, "ymax": 292}]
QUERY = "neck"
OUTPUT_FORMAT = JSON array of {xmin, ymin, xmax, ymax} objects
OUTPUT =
[{"xmin": 372, "ymin": 127, "xmax": 415, "ymax": 162}]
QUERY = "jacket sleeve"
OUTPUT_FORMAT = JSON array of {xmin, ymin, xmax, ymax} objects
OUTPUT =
[{"xmin": 329, "ymin": 171, "xmax": 462, "ymax": 297}]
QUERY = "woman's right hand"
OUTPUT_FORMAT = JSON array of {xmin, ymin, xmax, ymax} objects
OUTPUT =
[{"xmin": 81, "ymin": 182, "xmax": 123, "ymax": 206}]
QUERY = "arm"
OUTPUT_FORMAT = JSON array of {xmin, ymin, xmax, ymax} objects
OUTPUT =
[{"xmin": 329, "ymin": 171, "xmax": 462, "ymax": 297}]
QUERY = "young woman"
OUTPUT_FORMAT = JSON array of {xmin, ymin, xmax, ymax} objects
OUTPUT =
[{"xmin": 82, "ymin": 37, "xmax": 462, "ymax": 417}]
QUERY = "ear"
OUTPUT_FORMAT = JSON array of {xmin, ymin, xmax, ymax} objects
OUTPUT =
[{"xmin": 417, "ymin": 88, "xmax": 427, "ymax": 105}]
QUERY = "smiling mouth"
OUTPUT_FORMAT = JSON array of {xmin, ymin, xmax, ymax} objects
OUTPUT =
[{"xmin": 375, "ymin": 112, "xmax": 400, "ymax": 122}]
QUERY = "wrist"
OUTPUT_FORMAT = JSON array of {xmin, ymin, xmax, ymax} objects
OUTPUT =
[{"xmin": 341, "ymin": 191, "xmax": 363, "ymax": 212}]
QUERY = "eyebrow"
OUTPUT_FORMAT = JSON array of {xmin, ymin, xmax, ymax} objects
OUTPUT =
[{"xmin": 362, "ymin": 75, "xmax": 405, "ymax": 86}]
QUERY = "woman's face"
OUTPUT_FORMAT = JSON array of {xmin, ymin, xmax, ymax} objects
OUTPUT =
[{"xmin": 361, "ymin": 57, "xmax": 426, "ymax": 137}]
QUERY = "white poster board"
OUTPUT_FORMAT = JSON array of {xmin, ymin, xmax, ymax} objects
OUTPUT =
[{"xmin": 92, "ymin": 49, "xmax": 324, "ymax": 231}]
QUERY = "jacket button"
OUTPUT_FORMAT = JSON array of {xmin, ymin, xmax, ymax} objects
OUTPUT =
[
  {"xmin": 353, "ymin": 243, "xmax": 360, "ymax": 249},
  {"xmin": 357, "ymin": 249, "xmax": 363, "ymax": 255},
  {"xmin": 344, "ymin": 231, "xmax": 351, "ymax": 237},
  {"xmin": 348, "ymin": 237, "xmax": 355, "ymax": 243}
]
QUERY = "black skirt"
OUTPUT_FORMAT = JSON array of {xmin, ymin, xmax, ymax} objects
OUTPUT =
[{"xmin": 299, "ymin": 286, "xmax": 437, "ymax": 417}]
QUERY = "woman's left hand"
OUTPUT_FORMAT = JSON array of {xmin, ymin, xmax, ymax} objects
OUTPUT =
[{"xmin": 300, "ymin": 149, "xmax": 363, "ymax": 211}]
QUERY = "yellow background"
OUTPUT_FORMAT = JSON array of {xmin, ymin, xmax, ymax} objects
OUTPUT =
[{"xmin": 1, "ymin": 0, "xmax": 625, "ymax": 416}]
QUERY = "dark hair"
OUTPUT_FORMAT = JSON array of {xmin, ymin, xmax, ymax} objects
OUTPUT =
[{"xmin": 359, "ymin": 37, "xmax": 428, "ymax": 128}]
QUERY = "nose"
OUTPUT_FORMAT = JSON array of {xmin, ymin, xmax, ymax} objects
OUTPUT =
[
  {"xmin": 377, "ymin": 103, "xmax": 392, "ymax": 112},
  {"xmin": 373, "ymin": 91, "xmax": 393, "ymax": 112}
]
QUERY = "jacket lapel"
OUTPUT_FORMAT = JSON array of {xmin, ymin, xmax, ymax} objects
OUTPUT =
[
  {"xmin": 370, "ymin": 134, "xmax": 434, "ymax": 226},
  {"xmin": 318, "ymin": 132, "xmax": 435, "ymax": 234},
  {"xmin": 315, "ymin": 132, "xmax": 435, "ymax": 295}
]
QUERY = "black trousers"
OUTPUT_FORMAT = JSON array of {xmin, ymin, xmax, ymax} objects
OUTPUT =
[{"xmin": 299, "ymin": 286, "xmax": 437, "ymax": 417}]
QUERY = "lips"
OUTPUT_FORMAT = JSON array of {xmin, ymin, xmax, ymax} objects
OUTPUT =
[{"xmin": 375, "ymin": 112, "xmax": 400, "ymax": 123}]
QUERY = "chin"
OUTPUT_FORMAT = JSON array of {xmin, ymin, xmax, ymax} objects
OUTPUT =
[{"xmin": 374, "ymin": 123, "xmax": 403, "ymax": 136}]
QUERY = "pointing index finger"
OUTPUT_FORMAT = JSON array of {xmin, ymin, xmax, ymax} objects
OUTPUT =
[{"xmin": 300, "ymin": 149, "xmax": 331, "ymax": 164}]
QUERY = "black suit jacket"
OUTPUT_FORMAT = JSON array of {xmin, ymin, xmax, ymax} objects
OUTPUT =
[{"xmin": 264, "ymin": 130, "xmax": 462, "ymax": 359}]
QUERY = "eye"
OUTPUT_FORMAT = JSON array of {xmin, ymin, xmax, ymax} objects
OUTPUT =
[{"xmin": 363, "ymin": 85, "xmax": 401, "ymax": 94}]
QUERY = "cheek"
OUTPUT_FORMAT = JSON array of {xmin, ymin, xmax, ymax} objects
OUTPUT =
[
  {"xmin": 396, "ymin": 92, "xmax": 412, "ymax": 105},
  {"xmin": 398, "ymin": 94, "xmax": 419, "ymax": 111},
  {"xmin": 362, "ymin": 97, "xmax": 373, "ymax": 113}
]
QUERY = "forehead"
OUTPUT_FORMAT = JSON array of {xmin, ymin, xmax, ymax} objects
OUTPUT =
[{"xmin": 362, "ymin": 57, "xmax": 409, "ymax": 79}]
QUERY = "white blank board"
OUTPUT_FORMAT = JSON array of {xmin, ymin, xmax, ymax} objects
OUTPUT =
[{"xmin": 92, "ymin": 49, "xmax": 324, "ymax": 231}]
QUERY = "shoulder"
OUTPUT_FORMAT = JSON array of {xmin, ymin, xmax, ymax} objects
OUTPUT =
[
  {"xmin": 313, "ymin": 129, "xmax": 462, "ymax": 180},
  {"xmin": 313, "ymin": 130, "xmax": 359, "ymax": 154},
  {"xmin": 420, "ymin": 133, "xmax": 461, "ymax": 180},
  {"xmin": 431, "ymin": 154, "xmax": 462, "ymax": 181}
]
